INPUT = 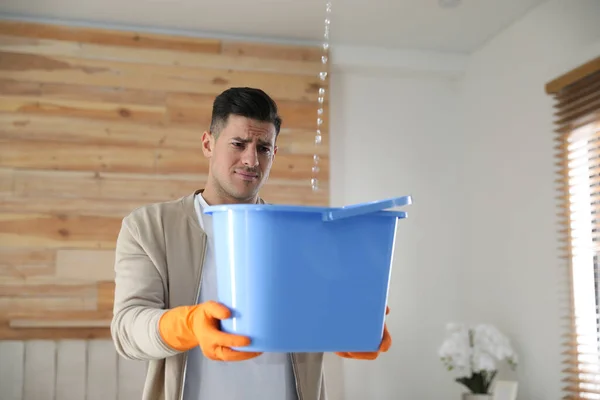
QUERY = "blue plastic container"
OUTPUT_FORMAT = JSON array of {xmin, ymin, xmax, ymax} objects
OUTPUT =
[{"xmin": 203, "ymin": 195, "xmax": 412, "ymax": 352}]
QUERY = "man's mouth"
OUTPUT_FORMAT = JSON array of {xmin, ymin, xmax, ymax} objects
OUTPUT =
[{"xmin": 235, "ymin": 171, "xmax": 259, "ymax": 180}]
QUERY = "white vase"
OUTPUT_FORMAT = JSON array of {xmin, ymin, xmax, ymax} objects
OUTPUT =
[{"xmin": 462, "ymin": 394, "xmax": 493, "ymax": 400}]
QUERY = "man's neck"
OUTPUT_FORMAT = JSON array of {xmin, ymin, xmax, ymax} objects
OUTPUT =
[{"xmin": 201, "ymin": 184, "xmax": 258, "ymax": 206}]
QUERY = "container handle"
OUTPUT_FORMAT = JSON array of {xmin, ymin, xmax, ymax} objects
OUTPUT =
[{"xmin": 322, "ymin": 195, "xmax": 412, "ymax": 222}]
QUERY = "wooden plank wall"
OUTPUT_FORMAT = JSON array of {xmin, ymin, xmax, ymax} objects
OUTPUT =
[{"xmin": 0, "ymin": 19, "xmax": 330, "ymax": 342}]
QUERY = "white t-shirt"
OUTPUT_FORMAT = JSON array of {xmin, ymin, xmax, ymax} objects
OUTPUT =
[{"xmin": 182, "ymin": 193, "xmax": 298, "ymax": 400}]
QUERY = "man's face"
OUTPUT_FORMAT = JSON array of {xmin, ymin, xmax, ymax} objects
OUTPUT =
[{"xmin": 202, "ymin": 114, "xmax": 278, "ymax": 203}]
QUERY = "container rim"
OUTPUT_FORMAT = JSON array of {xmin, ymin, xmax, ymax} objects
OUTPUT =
[{"xmin": 203, "ymin": 203, "xmax": 407, "ymax": 219}]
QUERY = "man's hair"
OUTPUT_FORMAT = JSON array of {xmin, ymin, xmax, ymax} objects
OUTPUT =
[{"xmin": 209, "ymin": 87, "xmax": 282, "ymax": 138}]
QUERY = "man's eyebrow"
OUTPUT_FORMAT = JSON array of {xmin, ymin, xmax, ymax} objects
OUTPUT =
[
  {"xmin": 232, "ymin": 137, "xmax": 272, "ymax": 147},
  {"xmin": 258, "ymin": 139, "xmax": 273, "ymax": 147}
]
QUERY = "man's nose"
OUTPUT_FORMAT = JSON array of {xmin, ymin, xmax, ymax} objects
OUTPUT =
[{"xmin": 241, "ymin": 147, "xmax": 259, "ymax": 167}]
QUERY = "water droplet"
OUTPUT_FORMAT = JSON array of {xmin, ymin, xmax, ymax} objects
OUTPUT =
[
  {"xmin": 321, "ymin": 56, "xmax": 328, "ymax": 65},
  {"xmin": 318, "ymin": 96, "xmax": 324, "ymax": 104},
  {"xmin": 317, "ymin": 108, "xmax": 323, "ymax": 115},
  {"xmin": 325, "ymin": 18, "xmax": 331, "ymax": 25},
  {"xmin": 319, "ymin": 88, "xmax": 326, "ymax": 95},
  {"xmin": 317, "ymin": 118, "xmax": 323, "ymax": 126},
  {"xmin": 316, "ymin": 129, "xmax": 321, "ymax": 135},
  {"xmin": 312, "ymin": 165, "xmax": 320, "ymax": 174},
  {"xmin": 311, "ymin": 178, "xmax": 319, "ymax": 191},
  {"xmin": 326, "ymin": 2, "xmax": 332, "ymax": 13},
  {"xmin": 319, "ymin": 72, "xmax": 328, "ymax": 80},
  {"xmin": 315, "ymin": 134, "xmax": 322, "ymax": 144},
  {"xmin": 314, "ymin": 155, "xmax": 320, "ymax": 163},
  {"xmin": 324, "ymin": 31, "xmax": 329, "ymax": 40},
  {"xmin": 322, "ymin": 42, "xmax": 329, "ymax": 51}
]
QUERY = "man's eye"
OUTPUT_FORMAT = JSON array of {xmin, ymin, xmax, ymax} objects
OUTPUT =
[
  {"xmin": 232, "ymin": 142, "xmax": 244, "ymax": 147},
  {"xmin": 260, "ymin": 147, "xmax": 271, "ymax": 153}
]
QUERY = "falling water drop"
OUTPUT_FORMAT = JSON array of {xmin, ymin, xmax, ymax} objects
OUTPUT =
[
  {"xmin": 312, "ymin": 1, "xmax": 332, "ymax": 193},
  {"xmin": 311, "ymin": 178, "xmax": 319, "ymax": 191}
]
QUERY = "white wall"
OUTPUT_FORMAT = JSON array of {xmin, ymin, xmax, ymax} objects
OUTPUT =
[
  {"xmin": 326, "ymin": 55, "xmax": 467, "ymax": 399},
  {"xmin": 460, "ymin": 0, "xmax": 600, "ymax": 399},
  {"xmin": 327, "ymin": 1, "xmax": 600, "ymax": 399}
]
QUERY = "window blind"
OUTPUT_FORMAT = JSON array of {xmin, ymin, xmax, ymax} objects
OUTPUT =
[{"xmin": 547, "ymin": 56, "xmax": 600, "ymax": 399}]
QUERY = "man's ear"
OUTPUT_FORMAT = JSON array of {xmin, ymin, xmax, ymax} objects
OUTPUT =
[{"xmin": 201, "ymin": 131, "xmax": 214, "ymax": 157}]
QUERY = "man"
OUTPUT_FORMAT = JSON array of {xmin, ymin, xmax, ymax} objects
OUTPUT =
[{"xmin": 110, "ymin": 87, "xmax": 391, "ymax": 400}]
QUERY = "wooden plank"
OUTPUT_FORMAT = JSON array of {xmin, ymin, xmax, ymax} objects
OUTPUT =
[
  {"xmin": 0, "ymin": 52, "xmax": 325, "ymax": 102},
  {"xmin": 0, "ymin": 79, "xmax": 167, "ymax": 105},
  {"xmin": 87, "ymin": 340, "xmax": 118, "ymax": 400},
  {"xmin": 260, "ymin": 181, "xmax": 329, "ymax": 206},
  {"xmin": 0, "ymin": 34, "xmax": 322, "ymax": 75},
  {"xmin": 0, "ymin": 324, "xmax": 111, "ymax": 340},
  {"xmin": 100, "ymin": 171, "xmax": 204, "ymax": 200},
  {"xmin": 0, "ymin": 213, "xmax": 121, "ymax": 249},
  {"xmin": 10, "ymin": 319, "xmax": 110, "ymax": 328},
  {"xmin": 221, "ymin": 40, "xmax": 324, "ymax": 63},
  {"xmin": 0, "ymin": 248, "xmax": 56, "ymax": 279},
  {"xmin": 55, "ymin": 249, "xmax": 116, "ymax": 281},
  {"xmin": 12, "ymin": 169, "xmax": 102, "ymax": 198},
  {"xmin": 165, "ymin": 92, "xmax": 328, "ymax": 131},
  {"xmin": 11, "ymin": 169, "xmax": 201, "ymax": 202},
  {"xmin": 0, "ymin": 341, "xmax": 24, "ymax": 400},
  {"xmin": 6, "ymin": 310, "xmax": 112, "ymax": 321},
  {"xmin": 0, "ymin": 167, "xmax": 13, "ymax": 196},
  {"xmin": 0, "ymin": 113, "xmax": 199, "ymax": 149},
  {"xmin": 165, "ymin": 92, "xmax": 213, "ymax": 128},
  {"xmin": 0, "ymin": 296, "xmax": 96, "ymax": 311},
  {"xmin": 0, "ymin": 20, "xmax": 222, "ymax": 54},
  {"xmin": 98, "ymin": 281, "xmax": 115, "ymax": 311},
  {"xmin": 278, "ymin": 100, "xmax": 329, "ymax": 131},
  {"xmin": 0, "ymin": 281, "xmax": 97, "ymax": 297},
  {"xmin": 276, "ymin": 130, "xmax": 329, "ymax": 157},
  {"xmin": 0, "ymin": 139, "xmax": 157, "ymax": 173},
  {"xmin": 0, "ymin": 94, "xmax": 167, "ymax": 124},
  {"xmin": 0, "ymin": 279, "xmax": 98, "ymax": 311},
  {"xmin": 23, "ymin": 340, "xmax": 56, "ymax": 400},
  {"xmin": 0, "ymin": 196, "xmax": 145, "ymax": 217},
  {"xmin": 55, "ymin": 340, "xmax": 87, "ymax": 400}
]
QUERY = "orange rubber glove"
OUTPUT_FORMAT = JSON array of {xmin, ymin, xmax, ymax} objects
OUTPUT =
[
  {"xmin": 159, "ymin": 300, "xmax": 262, "ymax": 361},
  {"xmin": 336, "ymin": 306, "xmax": 391, "ymax": 360}
]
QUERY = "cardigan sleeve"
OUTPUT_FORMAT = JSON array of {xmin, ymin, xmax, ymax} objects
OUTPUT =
[{"xmin": 110, "ymin": 215, "xmax": 181, "ymax": 361}]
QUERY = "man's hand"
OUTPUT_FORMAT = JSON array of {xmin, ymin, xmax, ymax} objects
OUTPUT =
[
  {"xmin": 159, "ymin": 301, "xmax": 262, "ymax": 361},
  {"xmin": 335, "ymin": 306, "xmax": 391, "ymax": 360}
]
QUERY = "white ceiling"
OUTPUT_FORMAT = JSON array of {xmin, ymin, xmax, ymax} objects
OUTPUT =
[{"xmin": 0, "ymin": 0, "xmax": 548, "ymax": 53}]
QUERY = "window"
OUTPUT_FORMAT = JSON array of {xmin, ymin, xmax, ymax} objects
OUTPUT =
[{"xmin": 546, "ymin": 56, "xmax": 600, "ymax": 399}]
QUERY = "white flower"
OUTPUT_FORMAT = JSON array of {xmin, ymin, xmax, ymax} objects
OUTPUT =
[
  {"xmin": 472, "ymin": 350, "xmax": 496, "ymax": 372},
  {"xmin": 438, "ymin": 322, "xmax": 518, "ymax": 377}
]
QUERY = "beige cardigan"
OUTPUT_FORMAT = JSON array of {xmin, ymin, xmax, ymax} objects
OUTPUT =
[{"xmin": 110, "ymin": 190, "xmax": 327, "ymax": 400}]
